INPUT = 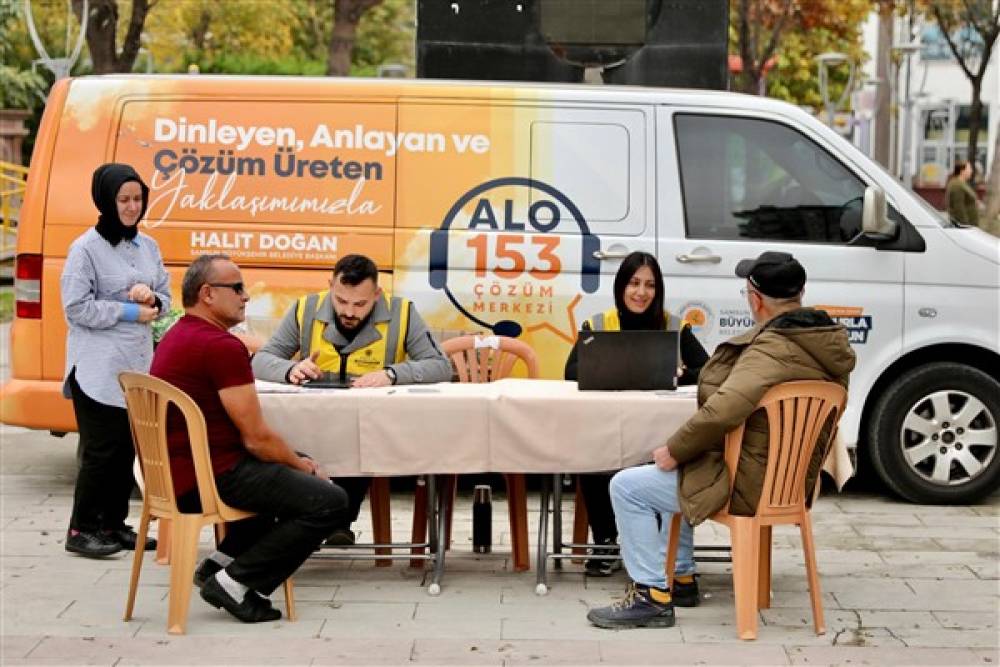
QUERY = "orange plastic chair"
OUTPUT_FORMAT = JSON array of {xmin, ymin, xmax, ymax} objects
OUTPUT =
[
  {"xmin": 119, "ymin": 372, "xmax": 295, "ymax": 635},
  {"xmin": 410, "ymin": 335, "xmax": 538, "ymax": 571},
  {"xmin": 665, "ymin": 380, "xmax": 847, "ymax": 640}
]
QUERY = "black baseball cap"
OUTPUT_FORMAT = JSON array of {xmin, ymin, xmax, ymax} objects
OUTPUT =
[{"xmin": 735, "ymin": 251, "xmax": 806, "ymax": 298}]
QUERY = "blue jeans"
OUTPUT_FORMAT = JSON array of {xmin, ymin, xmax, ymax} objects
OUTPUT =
[{"xmin": 610, "ymin": 464, "xmax": 696, "ymax": 590}]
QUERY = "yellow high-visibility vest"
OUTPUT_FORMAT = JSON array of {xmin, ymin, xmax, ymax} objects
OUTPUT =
[
  {"xmin": 295, "ymin": 291, "xmax": 409, "ymax": 377},
  {"xmin": 586, "ymin": 307, "xmax": 688, "ymax": 332}
]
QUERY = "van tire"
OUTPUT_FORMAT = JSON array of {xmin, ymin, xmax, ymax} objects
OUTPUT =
[{"xmin": 867, "ymin": 362, "xmax": 1000, "ymax": 504}]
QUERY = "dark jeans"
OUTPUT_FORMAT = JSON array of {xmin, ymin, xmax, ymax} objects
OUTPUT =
[
  {"xmin": 579, "ymin": 471, "xmax": 618, "ymax": 544},
  {"xmin": 68, "ymin": 369, "xmax": 135, "ymax": 533},
  {"xmin": 332, "ymin": 476, "xmax": 371, "ymax": 526},
  {"xmin": 181, "ymin": 457, "xmax": 348, "ymax": 595}
]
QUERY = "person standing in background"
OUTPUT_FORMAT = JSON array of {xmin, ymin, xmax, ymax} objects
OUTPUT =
[
  {"xmin": 945, "ymin": 161, "xmax": 980, "ymax": 227},
  {"xmin": 61, "ymin": 163, "xmax": 170, "ymax": 558}
]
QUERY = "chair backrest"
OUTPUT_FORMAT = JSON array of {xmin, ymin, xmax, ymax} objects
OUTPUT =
[
  {"xmin": 119, "ymin": 371, "xmax": 231, "ymax": 520},
  {"xmin": 722, "ymin": 380, "xmax": 848, "ymax": 518},
  {"xmin": 441, "ymin": 335, "xmax": 540, "ymax": 382}
]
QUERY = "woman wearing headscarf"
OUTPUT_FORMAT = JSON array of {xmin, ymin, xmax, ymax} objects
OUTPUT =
[
  {"xmin": 61, "ymin": 163, "xmax": 171, "ymax": 558},
  {"xmin": 564, "ymin": 252, "xmax": 708, "ymax": 591}
]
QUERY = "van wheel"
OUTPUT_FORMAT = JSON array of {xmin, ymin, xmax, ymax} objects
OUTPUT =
[{"xmin": 867, "ymin": 362, "xmax": 1000, "ymax": 504}]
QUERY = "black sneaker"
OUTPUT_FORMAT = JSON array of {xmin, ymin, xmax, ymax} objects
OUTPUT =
[
  {"xmin": 194, "ymin": 559, "xmax": 223, "ymax": 589},
  {"xmin": 104, "ymin": 526, "xmax": 157, "ymax": 551},
  {"xmin": 671, "ymin": 575, "xmax": 700, "ymax": 608},
  {"xmin": 324, "ymin": 528, "xmax": 356, "ymax": 546},
  {"xmin": 587, "ymin": 582, "xmax": 676, "ymax": 629},
  {"xmin": 65, "ymin": 530, "xmax": 123, "ymax": 558},
  {"xmin": 200, "ymin": 574, "xmax": 281, "ymax": 623},
  {"xmin": 584, "ymin": 539, "xmax": 622, "ymax": 577}
]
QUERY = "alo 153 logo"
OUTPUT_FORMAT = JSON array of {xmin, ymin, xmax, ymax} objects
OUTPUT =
[{"xmin": 429, "ymin": 177, "xmax": 601, "ymax": 341}]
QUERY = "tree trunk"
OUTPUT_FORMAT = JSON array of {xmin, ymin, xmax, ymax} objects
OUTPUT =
[
  {"xmin": 72, "ymin": 0, "xmax": 151, "ymax": 74},
  {"xmin": 967, "ymin": 80, "xmax": 984, "ymax": 178},
  {"xmin": 326, "ymin": 0, "xmax": 383, "ymax": 76},
  {"xmin": 873, "ymin": 2, "xmax": 894, "ymax": 169}
]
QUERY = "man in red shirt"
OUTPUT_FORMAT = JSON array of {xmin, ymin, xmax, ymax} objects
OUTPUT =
[{"xmin": 151, "ymin": 254, "xmax": 348, "ymax": 623}]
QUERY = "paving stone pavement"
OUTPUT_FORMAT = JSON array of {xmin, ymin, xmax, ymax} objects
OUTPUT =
[{"xmin": 1, "ymin": 426, "xmax": 997, "ymax": 666}]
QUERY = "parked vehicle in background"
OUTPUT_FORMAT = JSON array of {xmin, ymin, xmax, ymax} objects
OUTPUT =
[{"xmin": 2, "ymin": 75, "xmax": 997, "ymax": 504}]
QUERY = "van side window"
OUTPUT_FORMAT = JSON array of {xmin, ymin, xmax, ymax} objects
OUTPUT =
[
  {"xmin": 674, "ymin": 114, "xmax": 866, "ymax": 243},
  {"xmin": 531, "ymin": 121, "xmax": 631, "ymax": 224}
]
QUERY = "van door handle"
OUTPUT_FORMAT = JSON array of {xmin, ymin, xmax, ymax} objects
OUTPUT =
[
  {"xmin": 592, "ymin": 250, "xmax": 631, "ymax": 260},
  {"xmin": 676, "ymin": 253, "xmax": 722, "ymax": 264}
]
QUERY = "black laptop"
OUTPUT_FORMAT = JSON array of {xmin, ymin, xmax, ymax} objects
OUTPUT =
[{"xmin": 577, "ymin": 330, "xmax": 680, "ymax": 391}]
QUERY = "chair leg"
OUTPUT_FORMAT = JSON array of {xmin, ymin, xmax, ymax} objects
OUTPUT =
[
  {"xmin": 166, "ymin": 515, "xmax": 203, "ymax": 635},
  {"xmin": 730, "ymin": 518, "xmax": 760, "ymax": 640},
  {"xmin": 571, "ymin": 482, "xmax": 589, "ymax": 561},
  {"xmin": 800, "ymin": 513, "xmax": 825, "ymax": 636},
  {"xmin": 410, "ymin": 477, "xmax": 428, "ymax": 568},
  {"xmin": 369, "ymin": 477, "xmax": 392, "ymax": 568},
  {"xmin": 758, "ymin": 525, "xmax": 772, "ymax": 609},
  {"xmin": 156, "ymin": 518, "xmax": 172, "ymax": 565},
  {"xmin": 213, "ymin": 523, "xmax": 227, "ymax": 547},
  {"xmin": 124, "ymin": 506, "xmax": 152, "ymax": 621},
  {"xmin": 282, "ymin": 577, "xmax": 296, "ymax": 621},
  {"xmin": 664, "ymin": 513, "xmax": 681, "ymax": 592},
  {"xmin": 504, "ymin": 474, "xmax": 530, "ymax": 572}
]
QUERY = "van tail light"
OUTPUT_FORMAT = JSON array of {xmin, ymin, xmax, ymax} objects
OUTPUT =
[{"xmin": 15, "ymin": 253, "xmax": 42, "ymax": 319}]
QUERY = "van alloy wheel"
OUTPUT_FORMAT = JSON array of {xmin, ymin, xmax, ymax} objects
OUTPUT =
[
  {"xmin": 867, "ymin": 362, "xmax": 1000, "ymax": 504},
  {"xmin": 900, "ymin": 390, "xmax": 997, "ymax": 486}
]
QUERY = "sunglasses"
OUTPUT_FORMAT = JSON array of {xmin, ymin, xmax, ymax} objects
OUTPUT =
[{"xmin": 208, "ymin": 282, "xmax": 246, "ymax": 296}]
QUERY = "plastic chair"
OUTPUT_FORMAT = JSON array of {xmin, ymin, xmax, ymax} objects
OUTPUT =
[
  {"xmin": 665, "ymin": 380, "xmax": 847, "ymax": 640},
  {"xmin": 410, "ymin": 335, "xmax": 538, "ymax": 571},
  {"xmin": 119, "ymin": 372, "xmax": 295, "ymax": 635}
]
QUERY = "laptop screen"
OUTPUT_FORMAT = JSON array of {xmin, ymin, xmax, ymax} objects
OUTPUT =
[{"xmin": 577, "ymin": 330, "xmax": 680, "ymax": 391}]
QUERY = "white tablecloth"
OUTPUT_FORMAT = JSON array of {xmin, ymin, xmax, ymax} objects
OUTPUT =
[
  {"xmin": 258, "ymin": 379, "xmax": 695, "ymax": 475},
  {"xmin": 257, "ymin": 379, "xmax": 852, "ymax": 488}
]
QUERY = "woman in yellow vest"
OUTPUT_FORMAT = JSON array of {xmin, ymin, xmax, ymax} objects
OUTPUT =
[{"xmin": 564, "ymin": 251, "xmax": 708, "ymax": 578}]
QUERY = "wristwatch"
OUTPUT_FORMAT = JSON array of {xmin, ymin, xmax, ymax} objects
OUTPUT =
[{"xmin": 385, "ymin": 367, "xmax": 398, "ymax": 385}]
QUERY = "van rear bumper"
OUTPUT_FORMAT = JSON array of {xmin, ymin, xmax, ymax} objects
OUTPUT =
[{"xmin": 0, "ymin": 379, "xmax": 76, "ymax": 432}]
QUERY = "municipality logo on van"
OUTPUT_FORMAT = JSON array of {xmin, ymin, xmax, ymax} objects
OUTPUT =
[{"xmin": 816, "ymin": 305, "xmax": 873, "ymax": 344}]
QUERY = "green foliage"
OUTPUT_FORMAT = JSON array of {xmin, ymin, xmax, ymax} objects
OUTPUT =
[
  {"xmin": 0, "ymin": 2, "xmax": 48, "ymax": 110},
  {"xmin": 192, "ymin": 52, "xmax": 326, "ymax": 76},
  {"xmin": 0, "ymin": 289, "xmax": 12, "ymax": 323},
  {"xmin": 0, "ymin": 66, "xmax": 47, "ymax": 109}
]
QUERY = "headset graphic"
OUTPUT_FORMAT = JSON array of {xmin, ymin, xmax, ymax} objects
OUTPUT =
[{"xmin": 429, "ymin": 177, "xmax": 601, "ymax": 338}]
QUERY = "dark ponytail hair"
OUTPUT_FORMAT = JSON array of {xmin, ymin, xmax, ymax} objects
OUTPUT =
[{"xmin": 613, "ymin": 251, "xmax": 665, "ymax": 330}]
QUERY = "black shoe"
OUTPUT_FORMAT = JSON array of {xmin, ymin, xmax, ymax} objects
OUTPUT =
[
  {"xmin": 584, "ymin": 540, "xmax": 622, "ymax": 577},
  {"xmin": 105, "ymin": 526, "xmax": 157, "ymax": 551},
  {"xmin": 586, "ymin": 582, "xmax": 676, "ymax": 629},
  {"xmin": 200, "ymin": 575, "xmax": 282, "ymax": 623},
  {"xmin": 194, "ymin": 559, "xmax": 223, "ymax": 589},
  {"xmin": 65, "ymin": 530, "xmax": 123, "ymax": 558},
  {"xmin": 671, "ymin": 575, "xmax": 700, "ymax": 608},
  {"xmin": 324, "ymin": 528, "xmax": 356, "ymax": 546}
]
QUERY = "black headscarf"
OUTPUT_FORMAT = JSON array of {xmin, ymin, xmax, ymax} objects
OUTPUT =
[{"xmin": 91, "ymin": 163, "xmax": 149, "ymax": 246}]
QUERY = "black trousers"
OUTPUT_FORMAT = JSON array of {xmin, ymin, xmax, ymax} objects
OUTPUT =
[
  {"xmin": 579, "ymin": 471, "xmax": 618, "ymax": 544},
  {"xmin": 332, "ymin": 476, "xmax": 371, "ymax": 526},
  {"xmin": 68, "ymin": 370, "xmax": 136, "ymax": 533},
  {"xmin": 182, "ymin": 457, "xmax": 349, "ymax": 595}
]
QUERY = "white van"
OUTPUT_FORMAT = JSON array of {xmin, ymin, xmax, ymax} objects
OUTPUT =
[{"xmin": 3, "ymin": 75, "xmax": 998, "ymax": 503}]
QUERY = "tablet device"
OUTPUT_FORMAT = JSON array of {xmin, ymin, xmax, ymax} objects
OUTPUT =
[
  {"xmin": 577, "ymin": 330, "xmax": 680, "ymax": 391},
  {"xmin": 299, "ymin": 379, "xmax": 352, "ymax": 389}
]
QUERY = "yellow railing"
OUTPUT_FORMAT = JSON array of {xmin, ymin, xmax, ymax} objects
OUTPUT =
[{"xmin": 1, "ymin": 160, "xmax": 28, "ymax": 255}]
